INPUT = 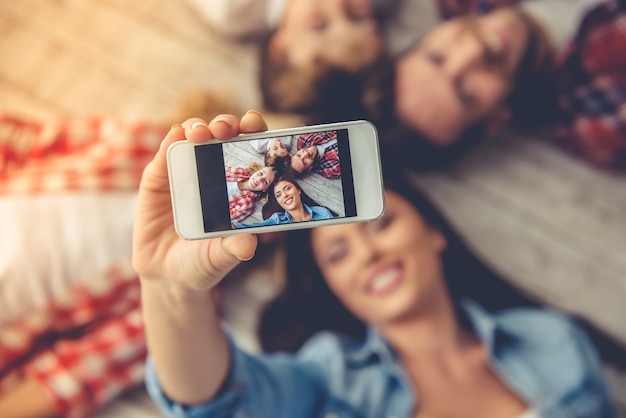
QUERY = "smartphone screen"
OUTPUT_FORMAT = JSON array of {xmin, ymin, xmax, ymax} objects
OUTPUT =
[{"xmin": 195, "ymin": 128, "xmax": 356, "ymax": 233}]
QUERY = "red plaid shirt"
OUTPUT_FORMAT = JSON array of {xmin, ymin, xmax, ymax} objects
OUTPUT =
[
  {"xmin": 296, "ymin": 131, "xmax": 341, "ymax": 180},
  {"xmin": 553, "ymin": 0, "xmax": 626, "ymax": 171},
  {"xmin": 0, "ymin": 113, "xmax": 167, "ymax": 195},
  {"xmin": 225, "ymin": 166, "xmax": 260, "ymax": 222},
  {"xmin": 0, "ymin": 113, "xmax": 168, "ymax": 418}
]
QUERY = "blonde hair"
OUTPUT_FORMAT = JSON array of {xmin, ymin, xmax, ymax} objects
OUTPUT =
[{"xmin": 245, "ymin": 162, "xmax": 265, "ymax": 176}]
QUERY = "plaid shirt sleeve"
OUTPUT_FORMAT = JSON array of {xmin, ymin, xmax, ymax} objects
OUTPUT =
[
  {"xmin": 225, "ymin": 165, "xmax": 249, "ymax": 182},
  {"xmin": 225, "ymin": 166, "xmax": 258, "ymax": 222},
  {"xmin": 229, "ymin": 190, "xmax": 258, "ymax": 222},
  {"xmin": 552, "ymin": 1, "xmax": 626, "ymax": 171},
  {"xmin": 297, "ymin": 131, "xmax": 341, "ymax": 179},
  {"xmin": 317, "ymin": 142, "xmax": 341, "ymax": 180}
]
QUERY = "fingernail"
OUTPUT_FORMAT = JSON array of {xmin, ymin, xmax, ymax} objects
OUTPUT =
[
  {"xmin": 245, "ymin": 109, "xmax": 262, "ymax": 118},
  {"xmin": 214, "ymin": 116, "xmax": 233, "ymax": 127},
  {"xmin": 236, "ymin": 253, "xmax": 255, "ymax": 262},
  {"xmin": 170, "ymin": 124, "xmax": 182, "ymax": 130},
  {"xmin": 191, "ymin": 121, "xmax": 207, "ymax": 130}
]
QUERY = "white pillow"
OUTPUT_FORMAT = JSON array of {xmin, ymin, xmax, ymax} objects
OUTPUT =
[{"xmin": 0, "ymin": 192, "xmax": 137, "ymax": 327}]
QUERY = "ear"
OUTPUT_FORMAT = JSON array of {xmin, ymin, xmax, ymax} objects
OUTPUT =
[
  {"xmin": 430, "ymin": 228, "xmax": 447, "ymax": 253},
  {"xmin": 484, "ymin": 107, "xmax": 512, "ymax": 138}
]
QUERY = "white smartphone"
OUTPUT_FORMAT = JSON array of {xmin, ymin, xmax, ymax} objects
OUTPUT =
[{"xmin": 166, "ymin": 120, "xmax": 385, "ymax": 240}]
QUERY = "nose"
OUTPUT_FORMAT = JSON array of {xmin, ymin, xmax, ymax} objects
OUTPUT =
[
  {"xmin": 445, "ymin": 32, "xmax": 486, "ymax": 77},
  {"xmin": 351, "ymin": 231, "xmax": 379, "ymax": 265}
]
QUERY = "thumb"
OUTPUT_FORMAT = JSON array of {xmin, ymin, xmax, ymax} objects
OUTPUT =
[{"xmin": 221, "ymin": 234, "xmax": 258, "ymax": 263}]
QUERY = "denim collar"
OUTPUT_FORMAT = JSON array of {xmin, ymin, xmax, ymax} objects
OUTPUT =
[{"xmin": 345, "ymin": 299, "xmax": 511, "ymax": 367}]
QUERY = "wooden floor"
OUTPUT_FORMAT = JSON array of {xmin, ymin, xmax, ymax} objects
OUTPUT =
[{"xmin": 1, "ymin": 0, "xmax": 624, "ymax": 415}]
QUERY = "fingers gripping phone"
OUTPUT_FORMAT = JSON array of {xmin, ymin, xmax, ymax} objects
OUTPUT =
[{"xmin": 166, "ymin": 120, "xmax": 385, "ymax": 240}]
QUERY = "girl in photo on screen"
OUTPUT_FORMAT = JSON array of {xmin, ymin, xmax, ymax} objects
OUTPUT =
[{"xmin": 226, "ymin": 162, "xmax": 279, "ymax": 223}]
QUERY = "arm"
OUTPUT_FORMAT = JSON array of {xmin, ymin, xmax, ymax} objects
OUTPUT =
[{"xmin": 132, "ymin": 114, "xmax": 266, "ymax": 405}]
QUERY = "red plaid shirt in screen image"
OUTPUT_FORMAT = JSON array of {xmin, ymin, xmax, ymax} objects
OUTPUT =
[
  {"xmin": 296, "ymin": 130, "xmax": 341, "ymax": 180},
  {"xmin": 225, "ymin": 165, "xmax": 260, "ymax": 222}
]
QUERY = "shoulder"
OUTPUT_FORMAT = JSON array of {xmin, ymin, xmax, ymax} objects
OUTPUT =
[
  {"xmin": 493, "ymin": 307, "xmax": 596, "ymax": 364},
  {"xmin": 310, "ymin": 205, "xmax": 332, "ymax": 218},
  {"xmin": 491, "ymin": 307, "xmax": 614, "ymax": 412},
  {"xmin": 495, "ymin": 307, "xmax": 587, "ymax": 349}
]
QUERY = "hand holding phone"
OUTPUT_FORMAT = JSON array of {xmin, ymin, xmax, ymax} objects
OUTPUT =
[
  {"xmin": 167, "ymin": 120, "xmax": 385, "ymax": 240},
  {"xmin": 132, "ymin": 115, "xmax": 266, "ymax": 292}
]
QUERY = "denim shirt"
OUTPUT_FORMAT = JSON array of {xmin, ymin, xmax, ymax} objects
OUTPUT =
[
  {"xmin": 145, "ymin": 301, "xmax": 616, "ymax": 418},
  {"xmin": 232, "ymin": 204, "xmax": 333, "ymax": 229}
]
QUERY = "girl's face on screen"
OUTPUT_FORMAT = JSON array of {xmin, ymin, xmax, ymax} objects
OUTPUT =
[{"xmin": 249, "ymin": 167, "xmax": 276, "ymax": 192}]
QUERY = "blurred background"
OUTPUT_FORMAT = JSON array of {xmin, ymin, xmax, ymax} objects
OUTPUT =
[{"xmin": 0, "ymin": 0, "xmax": 624, "ymax": 416}]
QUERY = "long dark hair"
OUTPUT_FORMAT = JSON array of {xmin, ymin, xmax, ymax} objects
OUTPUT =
[{"xmin": 259, "ymin": 168, "xmax": 626, "ymax": 370}]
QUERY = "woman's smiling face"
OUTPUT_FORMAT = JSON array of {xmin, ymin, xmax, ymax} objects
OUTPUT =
[
  {"xmin": 310, "ymin": 191, "xmax": 447, "ymax": 326},
  {"xmin": 274, "ymin": 179, "xmax": 302, "ymax": 211}
]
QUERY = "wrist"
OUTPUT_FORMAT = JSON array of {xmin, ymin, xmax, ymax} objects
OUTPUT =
[{"xmin": 140, "ymin": 278, "xmax": 217, "ymax": 319}]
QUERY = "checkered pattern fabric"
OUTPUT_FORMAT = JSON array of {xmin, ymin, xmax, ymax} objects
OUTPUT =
[
  {"xmin": 0, "ymin": 260, "xmax": 144, "ymax": 418},
  {"xmin": 0, "ymin": 112, "xmax": 168, "ymax": 417},
  {"xmin": 553, "ymin": 0, "xmax": 626, "ymax": 171},
  {"xmin": 225, "ymin": 165, "xmax": 260, "ymax": 222},
  {"xmin": 296, "ymin": 131, "xmax": 341, "ymax": 180},
  {"xmin": 0, "ymin": 113, "xmax": 168, "ymax": 195}
]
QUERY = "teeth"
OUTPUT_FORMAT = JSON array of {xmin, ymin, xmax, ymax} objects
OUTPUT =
[{"xmin": 370, "ymin": 269, "xmax": 397, "ymax": 292}]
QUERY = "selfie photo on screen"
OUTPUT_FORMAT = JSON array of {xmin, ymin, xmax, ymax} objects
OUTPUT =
[{"xmin": 194, "ymin": 129, "xmax": 357, "ymax": 233}]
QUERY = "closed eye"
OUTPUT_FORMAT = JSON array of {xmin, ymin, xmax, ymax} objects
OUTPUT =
[{"xmin": 427, "ymin": 51, "xmax": 444, "ymax": 66}]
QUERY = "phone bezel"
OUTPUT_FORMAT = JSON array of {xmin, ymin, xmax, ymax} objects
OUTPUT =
[{"xmin": 167, "ymin": 120, "xmax": 385, "ymax": 240}]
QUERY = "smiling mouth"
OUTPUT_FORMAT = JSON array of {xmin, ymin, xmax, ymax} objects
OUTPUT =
[
  {"xmin": 283, "ymin": 197, "xmax": 293, "ymax": 206},
  {"xmin": 366, "ymin": 264, "xmax": 403, "ymax": 295}
]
